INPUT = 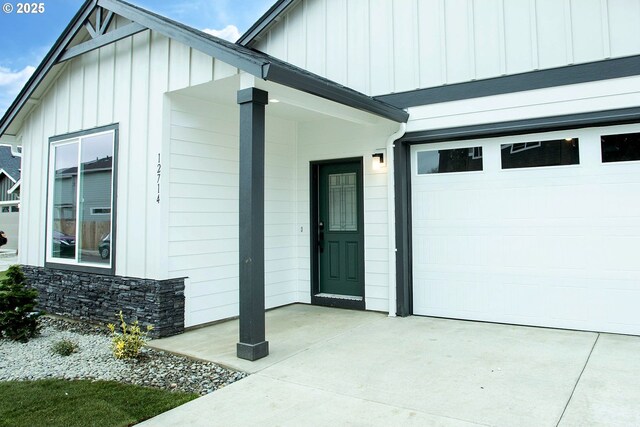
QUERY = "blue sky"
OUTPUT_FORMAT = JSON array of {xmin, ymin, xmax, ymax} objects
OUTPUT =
[{"xmin": 0, "ymin": 0, "xmax": 274, "ymax": 116}]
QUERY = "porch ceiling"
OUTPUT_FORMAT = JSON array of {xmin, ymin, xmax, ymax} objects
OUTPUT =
[{"xmin": 175, "ymin": 75, "xmax": 395, "ymax": 126}]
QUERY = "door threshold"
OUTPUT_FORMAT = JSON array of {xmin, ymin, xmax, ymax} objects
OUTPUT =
[
  {"xmin": 315, "ymin": 293, "xmax": 363, "ymax": 301},
  {"xmin": 312, "ymin": 293, "xmax": 365, "ymax": 310}
]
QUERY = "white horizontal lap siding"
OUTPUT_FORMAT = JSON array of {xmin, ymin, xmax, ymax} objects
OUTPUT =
[
  {"xmin": 264, "ymin": 115, "xmax": 299, "ymax": 310},
  {"xmin": 297, "ymin": 120, "xmax": 396, "ymax": 311},
  {"xmin": 168, "ymin": 95, "xmax": 298, "ymax": 327},
  {"xmin": 17, "ymin": 16, "xmax": 220, "ymax": 279},
  {"xmin": 253, "ymin": 0, "xmax": 640, "ymax": 96},
  {"xmin": 168, "ymin": 96, "xmax": 238, "ymax": 327}
]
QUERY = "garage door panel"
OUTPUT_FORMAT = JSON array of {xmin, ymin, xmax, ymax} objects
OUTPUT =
[{"xmin": 411, "ymin": 129, "xmax": 640, "ymax": 335}]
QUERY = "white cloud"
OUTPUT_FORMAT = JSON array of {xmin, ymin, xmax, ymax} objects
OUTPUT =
[
  {"xmin": 202, "ymin": 25, "xmax": 241, "ymax": 42},
  {"xmin": 0, "ymin": 65, "xmax": 36, "ymax": 117},
  {"xmin": 0, "ymin": 65, "xmax": 35, "ymax": 87}
]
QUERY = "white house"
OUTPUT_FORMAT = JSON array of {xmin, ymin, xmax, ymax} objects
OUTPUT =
[{"xmin": 1, "ymin": 0, "xmax": 639, "ymax": 360}]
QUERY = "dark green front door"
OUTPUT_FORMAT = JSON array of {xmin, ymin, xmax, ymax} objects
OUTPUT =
[{"xmin": 316, "ymin": 161, "xmax": 364, "ymax": 300}]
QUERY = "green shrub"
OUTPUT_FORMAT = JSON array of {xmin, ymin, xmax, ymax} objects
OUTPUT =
[
  {"xmin": 107, "ymin": 311, "xmax": 153, "ymax": 359},
  {"xmin": 0, "ymin": 265, "xmax": 42, "ymax": 342},
  {"xmin": 51, "ymin": 338, "xmax": 78, "ymax": 356}
]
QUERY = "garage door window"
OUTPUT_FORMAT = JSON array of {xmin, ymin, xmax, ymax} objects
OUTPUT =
[
  {"xmin": 601, "ymin": 132, "xmax": 640, "ymax": 163},
  {"xmin": 417, "ymin": 147, "xmax": 483, "ymax": 174},
  {"xmin": 501, "ymin": 138, "xmax": 579, "ymax": 169}
]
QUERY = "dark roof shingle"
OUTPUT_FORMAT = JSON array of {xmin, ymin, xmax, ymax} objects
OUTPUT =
[{"xmin": 0, "ymin": 147, "xmax": 21, "ymax": 182}]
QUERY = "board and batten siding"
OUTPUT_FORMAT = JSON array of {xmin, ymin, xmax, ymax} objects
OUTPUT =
[
  {"xmin": 253, "ymin": 0, "xmax": 640, "ymax": 96},
  {"xmin": 17, "ymin": 15, "xmax": 237, "ymax": 280},
  {"xmin": 168, "ymin": 94, "xmax": 299, "ymax": 327},
  {"xmin": 0, "ymin": 175, "xmax": 18, "ymax": 202},
  {"xmin": 296, "ymin": 119, "xmax": 397, "ymax": 311}
]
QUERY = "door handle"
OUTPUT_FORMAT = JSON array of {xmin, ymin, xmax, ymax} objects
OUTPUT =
[{"xmin": 318, "ymin": 221, "xmax": 324, "ymax": 253}]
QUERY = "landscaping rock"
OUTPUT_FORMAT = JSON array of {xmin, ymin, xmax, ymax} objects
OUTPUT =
[{"xmin": 0, "ymin": 316, "xmax": 248, "ymax": 395}]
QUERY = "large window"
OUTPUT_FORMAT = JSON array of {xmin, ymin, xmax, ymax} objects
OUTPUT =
[{"xmin": 47, "ymin": 126, "xmax": 116, "ymax": 270}]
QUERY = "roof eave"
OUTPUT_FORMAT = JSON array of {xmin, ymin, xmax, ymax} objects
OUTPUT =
[
  {"xmin": 98, "ymin": 0, "xmax": 266, "ymax": 76},
  {"xmin": 1, "ymin": 0, "xmax": 407, "ymax": 137},
  {"xmin": 0, "ymin": 0, "xmax": 97, "ymax": 138},
  {"xmin": 237, "ymin": 0, "xmax": 298, "ymax": 47},
  {"xmin": 264, "ymin": 63, "xmax": 409, "ymax": 123}
]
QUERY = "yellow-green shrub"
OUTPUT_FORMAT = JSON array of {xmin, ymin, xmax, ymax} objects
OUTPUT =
[{"xmin": 107, "ymin": 311, "xmax": 153, "ymax": 359}]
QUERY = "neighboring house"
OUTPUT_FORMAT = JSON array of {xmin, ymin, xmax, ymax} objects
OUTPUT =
[
  {"xmin": 0, "ymin": 146, "xmax": 21, "ymax": 251},
  {"xmin": 1, "ymin": 0, "xmax": 639, "ymax": 359},
  {"xmin": 53, "ymin": 155, "xmax": 112, "ymax": 263}
]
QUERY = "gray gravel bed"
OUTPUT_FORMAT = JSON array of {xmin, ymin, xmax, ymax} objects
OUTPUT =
[{"xmin": 0, "ymin": 317, "xmax": 247, "ymax": 395}]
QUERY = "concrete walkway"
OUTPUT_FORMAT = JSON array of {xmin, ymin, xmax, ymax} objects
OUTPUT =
[
  {"xmin": 143, "ymin": 304, "xmax": 640, "ymax": 426},
  {"xmin": 0, "ymin": 253, "xmax": 18, "ymax": 271}
]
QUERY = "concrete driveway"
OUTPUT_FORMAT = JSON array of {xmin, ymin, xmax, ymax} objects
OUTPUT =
[{"xmin": 143, "ymin": 305, "xmax": 640, "ymax": 426}]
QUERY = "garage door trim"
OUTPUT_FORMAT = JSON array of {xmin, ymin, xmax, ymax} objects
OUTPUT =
[{"xmin": 393, "ymin": 106, "xmax": 640, "ymax": 317}]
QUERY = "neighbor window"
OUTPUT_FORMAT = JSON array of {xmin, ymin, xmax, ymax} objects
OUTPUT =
[
  {"xmin": 47, "ymin": 126, "xmax": 116, "ymax": 269},
  {"xmin": 601, "ymin": 132, "xmax": 640, "ymax": 163},
  {"xmin": 417, "ymin": 147, "xmax": 483, "ymax": 174},
  {"xmin": 91, "ymin": 207, "xmax": 111, "ymax": 215},
  {"xmin": 501, "ymin": 138, "xmax": 579, "ymax": 169}
]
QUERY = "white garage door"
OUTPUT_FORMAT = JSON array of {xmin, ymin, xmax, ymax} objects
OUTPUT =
[{"xmin": 411, "ymin": 124, "xmax": 640, "ymax": 335}]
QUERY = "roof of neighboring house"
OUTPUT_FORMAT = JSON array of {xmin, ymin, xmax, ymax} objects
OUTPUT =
[
  {"xmin": 0, "ymin": 146, "xmax": 21, "ymax": 182},
  {"xmin": 58, "ymin": 156, "xmax": 113, "ymax": 176},
  {"xmin": 0, "ymin": 0, "xmax": 407, "ymax": 137},
  {"xmin": 237, "ymin": 0, "xmax": 299, "ymax": 47}
]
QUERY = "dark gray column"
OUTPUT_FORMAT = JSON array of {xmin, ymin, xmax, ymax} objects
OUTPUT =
[
  {"xmin": 394, "ymin": 140, "xmax": 412, "ymax": 317},
  {"xmin": 236, "ymin": 87, "xmax": 269, "ymax": 361}
]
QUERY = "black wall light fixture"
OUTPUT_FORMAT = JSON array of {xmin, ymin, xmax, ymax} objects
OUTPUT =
[{"xmin": 372, "ymin": 152, "xmax": 385, "ymax": 170}]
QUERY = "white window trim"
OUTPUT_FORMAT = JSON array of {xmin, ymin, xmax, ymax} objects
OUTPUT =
[
  {"xmin": 471, "ymin": 147, "xmax": 483, "ymax": 159},
  {"xmin": 508, "ymin": 141, "xmax": 542, "ymax": 154},
  {"xmin": 46, "ymin": 128, "xmax": 115, "ymax": 270}
]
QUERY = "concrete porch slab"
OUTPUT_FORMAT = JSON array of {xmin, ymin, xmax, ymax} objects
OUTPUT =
[
  {"xmin": 143, "ymin": 304, "xmax": 640, "ymax": 426},
  {"xmin": 148, "ymin": 304, "xmax": 385, "ymax": 373},
  {"xmin": 258, "ymin": 315, "xmax": 596, "ymax": 427}
]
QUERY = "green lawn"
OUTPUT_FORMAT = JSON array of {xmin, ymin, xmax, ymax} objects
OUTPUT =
[{"xmin": 0, "ymin": 379, "xmax": 198, "ymax": 427}]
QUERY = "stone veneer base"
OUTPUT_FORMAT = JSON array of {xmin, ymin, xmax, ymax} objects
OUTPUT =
[{"xmin": 22, "ymin": 265, "xmax": 185, "ymax": 338}]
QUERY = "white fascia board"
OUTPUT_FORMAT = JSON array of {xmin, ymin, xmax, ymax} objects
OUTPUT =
[
  {"xmin": 0, "ymin": 135, "xmax": 23, "ymax": 157},
  {"xmin": 0, "ymin": 170, "xmax": 17, "ymax": 184},
  {"xmin": 7, "ymin": 179, "xmax": 21, "ymax": 195}
]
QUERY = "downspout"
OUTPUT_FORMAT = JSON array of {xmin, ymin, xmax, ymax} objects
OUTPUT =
[{"xmin": 387, "ymin": 122, "xmax": 406, "ymax": 317}]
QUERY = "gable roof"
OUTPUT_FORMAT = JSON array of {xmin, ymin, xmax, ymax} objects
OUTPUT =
[
  {"xmin": 57, "ymin": 156, "xmax": 113, "ymax": 176},
  {"xmin": 0, "ymin": 0, "xmax": 407, "ymax": 137},
  {"xmin": 0, "ymin": 0, "xmax": 97, "ymax": 137},
  {"xmin": 7, "ymin": 179, "xmax": 20, "ymax": 195},
  {"xmin": 0, "ymin": 147, "xmax": 21, "ymax": 182}
]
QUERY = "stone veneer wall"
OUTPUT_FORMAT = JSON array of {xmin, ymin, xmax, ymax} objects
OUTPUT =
[{"xmin": 22, "ymin": 265, "xmax": 185, "ymax": 338}]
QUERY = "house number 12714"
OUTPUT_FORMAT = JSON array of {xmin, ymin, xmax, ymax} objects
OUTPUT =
[{"xmin": 156, "ymin": 153, "xmax": 161, "ymax": 204}]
